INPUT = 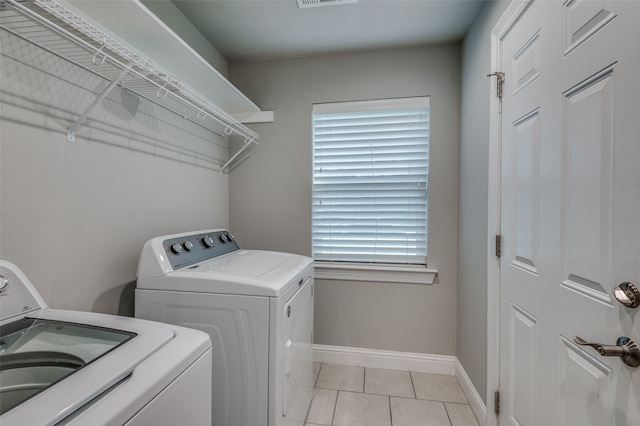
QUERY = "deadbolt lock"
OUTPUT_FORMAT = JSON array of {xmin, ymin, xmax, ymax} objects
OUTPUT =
[{"xmin": 612, "ymin": 282, "xmax": 640, "ymax": 308}]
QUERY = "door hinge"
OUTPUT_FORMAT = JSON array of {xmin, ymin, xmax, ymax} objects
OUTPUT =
[
  {"xmin": 495, "ymin": 235, "xmax": 502, "ymax": 258},
  {"xmin": 494, "ymin": 390, "xmax": 501, "ymax": 415},
  {"xmin": 486, "ymin": 71, "xmax": 505, "ymax": 99}
]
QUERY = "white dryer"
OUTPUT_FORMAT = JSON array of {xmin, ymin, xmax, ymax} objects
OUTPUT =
[
  {"xmin": 135, "ymin": 229, "xmax": 314, "ymax": 426},
  {"xmin": 0, "ymin": 260, "xmax": 212, "ymax": 426}
]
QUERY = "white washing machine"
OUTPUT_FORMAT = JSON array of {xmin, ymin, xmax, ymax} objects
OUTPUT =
[
  {"xmin": 0, "ymin": 260, "xmax": 212, "ymax": 426},
  {"xmin": 135, "ymin": 228, "xmax": 314, "ymax": 426}
]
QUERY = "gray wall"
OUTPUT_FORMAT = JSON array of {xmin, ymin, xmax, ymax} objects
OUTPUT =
[
  {"xmin": 458, "ymin": 0, "xmax": 510, "ymax": 403},
  {"xmin": 229, "ymin": 45, "xmax": 461, "ymax": 355},
  {"xmin": 0, "ymin": 29, "xmax": 229, "ymax": 315}
]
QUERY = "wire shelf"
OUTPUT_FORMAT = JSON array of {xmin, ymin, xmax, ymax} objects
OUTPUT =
[{"xmin": 0, "ymin": 0, "xmax": 258, "ymax": 171}]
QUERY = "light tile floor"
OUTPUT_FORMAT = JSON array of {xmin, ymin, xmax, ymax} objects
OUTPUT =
[{"xmin": 306, "ymin": 363, "xmax": 479, "ymax": 426}]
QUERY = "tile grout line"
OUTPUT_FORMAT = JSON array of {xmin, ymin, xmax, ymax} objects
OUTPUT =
[
  {"xmin": 308, "ymin": 362, "xmax": 321, "ymax": 425},
  {"xmin": 330, "ymin": 388, "xmax": 338, "ymax": 426},
  {"xmin": 362, "ymin": 366, "xmax": 366, "ymax": 393},
  {"xmin": 443, "ymin": 401, "xmax": 454, "ymax": 426},
  {"xmin": 409, "ymin": 370, "xmax": 417, "ymax": 399},
  {"xmin": 314, "ymin": 363, "xmax": 322, "ymax": 388}
]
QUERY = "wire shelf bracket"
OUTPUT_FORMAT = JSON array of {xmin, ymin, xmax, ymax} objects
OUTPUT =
[
  {"xmin": 219, "ymin": 138, "xmax": 258, "ymax": 174},
  {"xmin": 67, "ymin": 61, "xmax": 133, "ymax": 142}
]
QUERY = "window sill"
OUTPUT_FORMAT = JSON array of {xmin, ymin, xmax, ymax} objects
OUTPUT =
[{"xmin": 314, "ymin": 262, "xmax": 437, "ymax": 285}]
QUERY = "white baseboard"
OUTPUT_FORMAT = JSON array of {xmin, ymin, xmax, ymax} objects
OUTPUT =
[
  {"xmin": 454, "ymin": 358, "xmax": 487, "ymax": 425},
  {"xmin": 312, "ymin": 344, "xmax": 486, "ymax": 425},
  {"xmin": 312, "ymin": 344, "xmax": 455, "ymax": 375}
]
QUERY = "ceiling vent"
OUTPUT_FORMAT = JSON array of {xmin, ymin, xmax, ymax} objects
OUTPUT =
[{"xmin": 297, "ymin": 0, "xmax": 358, "ymax": 9}]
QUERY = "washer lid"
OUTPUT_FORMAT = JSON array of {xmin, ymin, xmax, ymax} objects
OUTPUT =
[
  {"xmin": 0, "ymin": 317, "xmax": 135, "ymax": 416},
  {"xmin": 138, "ymin": 250, "xmax": 313, "ymax": 297},
  {"xmin": 0, "ymin": 309, "xmax": 174, "ymax": 426}
]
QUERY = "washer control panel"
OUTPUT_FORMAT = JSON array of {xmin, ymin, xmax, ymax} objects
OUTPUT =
[{"xmin": 163, "ymin": 230, "xmax": 240, "ymax": 270}]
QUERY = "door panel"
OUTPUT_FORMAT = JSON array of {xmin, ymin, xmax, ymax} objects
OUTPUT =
[
  {"xmin": 558, "ymin": 336, "xmax": 612, "ymax": 426},
  {"xmin": 499, "ymin": 1, "xmax": 640, "ymax": 425},
  {"xmin": 512, "ymin": 109, "xmax": 540, "ymax": 274},
  {"xmin": 561, "ymin": 67, "xmax": 615, "ymax": 306},
  {"xmin": 508, "ymin": 304, "xmax": 538, "ymax": 426},
  {"xmin": 563, "ymin": 0, "xmax": 616, "ymax": 55},
  {"xmin": 513, "ymin": 31, "xmax": 541, "ymax": 95}
]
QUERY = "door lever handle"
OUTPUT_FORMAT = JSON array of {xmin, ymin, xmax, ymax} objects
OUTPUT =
[{"xmin": 574, "ymin": 336, "xmax": 640, "ymax": 367}]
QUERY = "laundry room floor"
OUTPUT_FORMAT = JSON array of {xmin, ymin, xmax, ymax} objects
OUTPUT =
[{"xmin": 305, "ymin": 363, "xmax": 479, "ymax": 426}]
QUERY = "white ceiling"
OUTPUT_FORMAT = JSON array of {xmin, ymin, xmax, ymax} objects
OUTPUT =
[{"xmin": 171, "ymin": 0, "xmax": 486, "ymax": 62}]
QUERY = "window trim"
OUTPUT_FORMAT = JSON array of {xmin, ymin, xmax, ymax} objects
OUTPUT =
[
  {"xmin": 314, "ymin": 261, "xmax": 438, "ymax": 285},
  {"xmin": 312, "ymin": 96, "xmax": 430, "ymax": 115}
]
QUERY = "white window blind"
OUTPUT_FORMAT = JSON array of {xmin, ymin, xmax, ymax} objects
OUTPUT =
[{"xmin": 312, "ymin": 97, "xmax": 430, "ymax": 265}]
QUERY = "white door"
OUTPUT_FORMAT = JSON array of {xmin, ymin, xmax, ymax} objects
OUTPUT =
[{"xmin": 498, "ymin": 1, "xmax": 640, "ymax": 425}]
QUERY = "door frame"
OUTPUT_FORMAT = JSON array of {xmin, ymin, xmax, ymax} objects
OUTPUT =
[{"xmin": 486, "ymin": 1, "xmax": 533, "ymax": 425}]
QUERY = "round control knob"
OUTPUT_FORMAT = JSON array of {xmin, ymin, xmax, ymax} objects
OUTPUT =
[
  {"xmin": 202, "ymin": 235, "xmax": 215, "ymax": 248},
  {"xmin": 183, "ymin": 241, "xmax": 194, "ymax": 252},
  {"xmin": 170, "ymin": 243, "xmax": 183, "ymax": 254},
  {"xmin": 227, "ymin": 234, "xmax": 234, "ymax": 241},
  {"xmin": 0, "ymin": 275, "xmax": 8, "ymax": 293},
  {"xmin": 219, "ymin": 234, "xmax": 228, "ymax": 243}
]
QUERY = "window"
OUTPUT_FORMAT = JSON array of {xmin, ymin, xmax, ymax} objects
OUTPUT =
[{"xmin": 312, "ymin": 97, "xmax": 430, "ymax": 266}]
